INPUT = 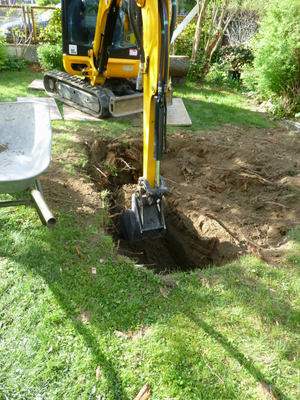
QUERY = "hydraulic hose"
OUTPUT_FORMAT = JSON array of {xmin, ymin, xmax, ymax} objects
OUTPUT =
[
  {"xmin": 154, "ymin": 0, "xmax": 169, "ymax": 182},
  {"xmin": 128, "ymin": 0, "xmax": 145, "ymax": 90},
  {"xmin": 160, "ymin": 0, "xmax": 169, "ymax": 156},
  {"xmin": 158, "ymin": 0, "xmax": 165, "ymax": 93},
  {"xmin": 170, "ymin": 0, "xmax": 177, "ymax": 45},
  {"xmin": 161, "ymin": 0, "xmax": 169, "ymax": 87}
]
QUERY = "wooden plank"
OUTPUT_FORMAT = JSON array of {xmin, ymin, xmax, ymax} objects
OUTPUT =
[
  {"xmin": 26, "ymin": 81, "xmax": 191, "ymax": 125},
  {"xmin": 167, "ymin": 98, "xmax": 192, "ymax": 126},
  {"xmin": 17, "ymin": 97, "xmax": 62, "ymax": 120},
  {"xmin": 63, "ymin": 104, "xmax": 103, "ymax": 121},
  {"xmin": 63, "ymin": 104, "xmax": 143, "ymax": 121},
  {"xmin": 64, "ymin": 99, "xmax": 191, "ymax": 126},
  {"xmin": 28, "ymin": 79, "xmax": 44, "ymax": 90}
]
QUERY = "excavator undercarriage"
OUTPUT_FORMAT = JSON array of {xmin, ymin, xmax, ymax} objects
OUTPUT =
[{"xmin": 44, "ymin": 71, "xmax": 144, "ymax": 118}]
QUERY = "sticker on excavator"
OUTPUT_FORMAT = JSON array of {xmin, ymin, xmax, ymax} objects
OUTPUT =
[
  {"xmin": 69, "ymin": 45, "xmax": 77, "ymax": 55},
  {"xmin": 129, "ymin": 49, "xmax": 138, "ymax": 56}
]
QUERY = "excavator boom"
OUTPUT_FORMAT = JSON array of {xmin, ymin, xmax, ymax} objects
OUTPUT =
[{"xmin": 121, "ymin": 0, "xmax": 177, "ymax": 242}]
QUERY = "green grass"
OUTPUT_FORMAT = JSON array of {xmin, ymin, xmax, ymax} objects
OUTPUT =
[
  {"xmin": 0, "ymin": 68, "xmax": 299, "ymax": 399},
  {"xmin": 1, "ymin": 205, "xmax": 299, "ymax": 399},
  {"xmin": 173, "ymin": 81, "xmax": 274, "ymax": 131},
  {"xmin": 0, "ymin": 69, "xmax": 45, "ymax": 101}
]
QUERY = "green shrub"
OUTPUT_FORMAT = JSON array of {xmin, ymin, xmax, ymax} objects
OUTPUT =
[
  {"xmin": 188, "ymin": 56, "xmax": 206, "ymax": 81},
  {"xmin": 219, "ymin": 44, "xmax": 254, "ymax": 71},
  {"xmin": 37, "ymin": 41, "xmax": 64, "ymax": 71},
  {"xmin": 246, "ymin": 0, "xmax": 300, "ymax": 116},
  {"xmin": 38, "ymin": 8, "xmax": 62, "ymax": 43},
  {"xmin": 0, "ymin": 34, "xmax": 8, "ymax": 72},
  {"xmin": 174, "ymin": 20, "xmax": 196, "ymax": 58},
  {"xmin": 242, "ymin": 65, "xmax": 258, "ymax": 92},
  {"xmin": 206, "ymin": 63, "xmax": 228, "ymax": 85},
  {"xmin": 4, "ymin": 57, "xmax": 29, "ymax": 72}
]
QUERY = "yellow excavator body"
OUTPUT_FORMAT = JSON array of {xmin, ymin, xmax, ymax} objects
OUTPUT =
[
  {"xmin": 63, "ymin": 54, "xmax": 140, "ymax": 83},
  {"xmin": 44, "ymin": 0, "xmax": 177, "ymax": 241},
  {"xmin": 140, "ymin": 0, "xmax": 167, "ymax": 188}
]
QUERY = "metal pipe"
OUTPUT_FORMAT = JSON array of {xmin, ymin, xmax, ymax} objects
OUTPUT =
[
  {"xmin": 155, "ymin": 161, "xmax": 161, "ymax": 188},
  {"xmin": 31, "ymin": 8, "xmax": 37, "ymax": 43},
  {"xmin": 0, "ymin": 199, "xmax": 33, "ymax": 208},
  {"xmin": 30, "ymin": 189, "xmax": 56, "ymax": 226},
  {"xmin": 35, "ymin": 177, "xmax": 43, "ymax": 194}
]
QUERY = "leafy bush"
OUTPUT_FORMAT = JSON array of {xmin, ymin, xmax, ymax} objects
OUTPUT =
[
  {"xmin": 219, "ymin": 44, "xmax": 254, "ymax": 71},
  {"xmin": 245, "ymin": 0, "xmax": 300, "ymax": 116},
  {"xmin": 36, "ymin": 0, "xmax": 60, "ymax": 6},
  {"xmin": 0, "ymin": 34, "xmax": 8, "ymax": 71},
  {"xmin": 205, "ymin": 63, "xmax": 243, "ymax": 91},
  {"xmin": 37, "ymin": 6, "xmax": 63, "ymax": 71},
  {"xmin": 206, "ymin": 63, "xmax": 228, "ymax": 85},
  {"xmin": 0, "ymin": 29, "xmax": 30, "ymax": 72},
  {"xmin": 174, "ymin": 20, "xmax": 196, "ymax": 58},
  {"xmin": 187, "ymin": 56, "xmax": 207, "ymax": 81},
  {"xmin": 0, "ymin": 46, "xmax": 7, "ymax": 71},
  {"xmin": 37, "ymin": 41, "xmax": 64, "ymax": 71},
  {"xmin": 38, "ymin": 8, "xmax": 62, "ymax": 43},
  {"xmin": 3, "ymin": 57, "xmax": 29, "ymax": 72},
  {"xmin": 241, "ymin": 65, "xmax": 258, "ymax": 92}
]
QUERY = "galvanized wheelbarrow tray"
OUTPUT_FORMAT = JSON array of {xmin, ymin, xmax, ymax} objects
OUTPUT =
[{"xmin": 0, "ymin": 102, "xmax": 56, "ymax": 226}]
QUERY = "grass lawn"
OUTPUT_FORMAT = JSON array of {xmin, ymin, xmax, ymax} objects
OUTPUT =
[
  {"xmin": 0, "ymin": 69, "xmax": 299, "ymax": 400},
  {"xmin": 172, "ymin": 81, "xmax": 273, "ymax": 131}
]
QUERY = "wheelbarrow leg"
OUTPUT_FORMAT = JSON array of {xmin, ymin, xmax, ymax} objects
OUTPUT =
[{"xmin": 30, "ymin": 178, "xmax": 56, "ymax": 227}]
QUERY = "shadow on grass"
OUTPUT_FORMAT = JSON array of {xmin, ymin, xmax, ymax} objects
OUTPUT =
[
  {"xmin": 0, "ymin": 124, "xmax": 297, "ymax": 398},
  {"xmin": 1, "ymin": 210, "xmax": 297, "ymax": 399},
  {"xmin": 173, "ymin": 83, "xmax": 272, "ymax": 131},
  {"xmin": 0, "ymin": 222, "xmax": 130, "ymax": 399},
  {"xmin": 188, "ymin": 314, "xmax": 292, "ymax": 400}
]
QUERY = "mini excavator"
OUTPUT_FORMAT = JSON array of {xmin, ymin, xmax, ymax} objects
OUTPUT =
[{"xmin": 45, "ymin": 0, "xmax": 177, "ymax": 241}]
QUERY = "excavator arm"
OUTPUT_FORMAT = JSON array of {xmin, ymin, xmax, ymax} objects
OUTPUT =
[{"xmin": 121, "ymin": 0, "xmax": 177, "ymax": 242}]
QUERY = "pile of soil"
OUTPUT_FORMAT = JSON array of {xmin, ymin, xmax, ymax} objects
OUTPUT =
[{"xmin": 83, "ymin": 122, "xmax": 300, "ymax": 273}]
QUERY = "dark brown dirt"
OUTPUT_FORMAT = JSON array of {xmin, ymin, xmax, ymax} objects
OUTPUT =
[
  {"xmin": 0, "ymin": 143, "xmax": 9, "ymax": 153},
  {"xmin": 42, "ymin": 120, "xmax": 300, "ymax": 273},
  {"xmin": 28, "ymin": 63, "xmax": 44, "ymax": 74}
]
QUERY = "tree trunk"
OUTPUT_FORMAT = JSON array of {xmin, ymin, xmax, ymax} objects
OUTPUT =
[
  {"xmin": 199, "ymin": 0, "xmax": 234, "ymax": 77},
  {"xmin": 191, "ymin": 0, "xmax": 209, "ymax": 63},
  {"xmin": 169, "ymin": 55, "xmax": 190, "ymax": 76},
  {"xmin": 169, "ymin": 55, "xmax": 190, "ymax": 88}
]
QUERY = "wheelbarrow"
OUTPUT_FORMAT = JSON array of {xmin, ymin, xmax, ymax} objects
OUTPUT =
[{"xmin": 0, "ymin": 102, "xmax": 56, "ymax": 226}]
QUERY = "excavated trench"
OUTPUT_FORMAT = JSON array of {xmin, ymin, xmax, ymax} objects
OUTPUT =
[
  {"xmin": 86, "ymin": 136, "xmax": 243, "ymax": 273},
  {"xmin": 114, "ymin": 202, "xmax": 242, "ymax": 273}
]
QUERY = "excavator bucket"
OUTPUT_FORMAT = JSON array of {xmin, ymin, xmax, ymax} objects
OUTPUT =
[{"xmin": 121, "ymin": 178, "xmax": 168, "ymax": 242}]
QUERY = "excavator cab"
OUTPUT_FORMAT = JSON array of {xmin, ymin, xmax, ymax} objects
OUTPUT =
[
  {"xmin": 61, "ymin": 0, "xmax": 140, "ymax": 82},
  {"xmin": 64, "ymin": 0, "xmax": 133, "ymax": 48}
]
